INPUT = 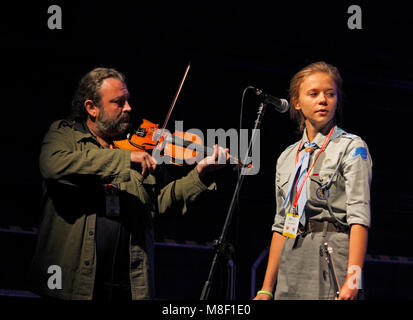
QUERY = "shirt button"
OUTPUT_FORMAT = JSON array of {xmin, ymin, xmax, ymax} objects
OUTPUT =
[
  {"xmin": 89, "ymin": 231, "xmax": 94, "ymax": 236},
  {"xmin": 84, "ymin": 260, "xmax": 90, "ymax": 266}
]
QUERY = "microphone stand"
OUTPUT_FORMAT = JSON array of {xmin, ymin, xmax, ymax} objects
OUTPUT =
[{"xmin": 200, "ymin": 102, "xmax": 267, "ymax": 300}]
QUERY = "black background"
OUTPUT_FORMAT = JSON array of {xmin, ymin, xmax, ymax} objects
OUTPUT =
[{"xmin": 1, "ymin": 1, "xmax": 412, "ymax": 299}]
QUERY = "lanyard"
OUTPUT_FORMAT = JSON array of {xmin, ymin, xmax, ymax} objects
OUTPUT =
[{"xmin": 292, "ymin": 126, "xmax": 335, "ymax": 208}]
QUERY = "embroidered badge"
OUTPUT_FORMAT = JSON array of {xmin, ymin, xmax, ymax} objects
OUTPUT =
[
  {"xmin": 350, "ymin": 147, "xmax": 368, "ymax": 160},
  {"xmin": 316, "ymin": 186, "xmax": 330, "ymax": 200}
]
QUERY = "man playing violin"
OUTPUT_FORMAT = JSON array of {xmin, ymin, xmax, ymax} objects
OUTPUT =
[{"xmin": 29, "ymin": 67, "xmax": 230, "ymax": 300}]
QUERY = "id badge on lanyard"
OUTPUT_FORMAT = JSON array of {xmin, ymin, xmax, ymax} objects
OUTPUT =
[{"xmin": 282, "ymin": 207, "xmax": 300, "ymax": 239}]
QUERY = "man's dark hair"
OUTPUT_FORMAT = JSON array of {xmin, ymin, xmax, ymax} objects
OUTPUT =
[{"xmin": 70, "ymin": 67, "xmax": 126, "ymax": 121}]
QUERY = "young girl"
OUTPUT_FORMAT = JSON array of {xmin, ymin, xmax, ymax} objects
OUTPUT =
[{"xmin": 255, "ymin": 61, "xmax": 372, "ymax": 300}]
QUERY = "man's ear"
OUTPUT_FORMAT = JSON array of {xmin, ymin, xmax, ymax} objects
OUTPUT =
[{"xmin": 84, "ymin": 100, "xmax": 98, "ymax": 118}]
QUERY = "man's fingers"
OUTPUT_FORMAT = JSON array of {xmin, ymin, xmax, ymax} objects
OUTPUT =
[
  {"xmin": 205, "ymin": 145, "xmax": 218, "ymax": 165},
  {"xmin": 131, "ymin": 151, "xmax": 157, "ymax": 178},
  {"xmin": 225, "ymin": 148, "xmax": 231, "ymax": 161},
  {"xmin": 196, "ymin": 145, "xmax": 231, "ymax": 176},
  {"xmin": 144, "ymin": 155, "xmax": 157, "ymax": 174},
  {"xmin": 151, "ymin": 156, "xmax": 158, "ymax": 169},
  {"xmin": 217, "ymin": 146, "xmax": 228, "ymax": 164}
]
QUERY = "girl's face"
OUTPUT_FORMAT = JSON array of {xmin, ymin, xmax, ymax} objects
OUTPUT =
[{"xmin": 295, "ymin": 72, "xmax": 338, "ymax": 132}]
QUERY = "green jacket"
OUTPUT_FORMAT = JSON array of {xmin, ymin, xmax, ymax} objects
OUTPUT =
[{"xmin": 29, "ymin": 120, "xmax": 214, "ymax": 299}]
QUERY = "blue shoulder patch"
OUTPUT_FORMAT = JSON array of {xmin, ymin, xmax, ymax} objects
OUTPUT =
[{"xmin": 350, "ymin": 147, "xmax": 368, "ymax": 160}]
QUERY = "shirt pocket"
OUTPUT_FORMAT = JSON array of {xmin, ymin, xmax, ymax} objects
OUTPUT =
[{"xmin": 310, "ymin": 169, "xmax": 338, "ymax": 201}]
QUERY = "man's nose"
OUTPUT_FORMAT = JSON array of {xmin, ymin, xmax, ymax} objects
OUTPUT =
[{"xmin": 123, "ymin": 101, "xmax": 132, "ymax": 112}]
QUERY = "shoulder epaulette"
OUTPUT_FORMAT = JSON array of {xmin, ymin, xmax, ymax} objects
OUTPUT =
[
  {"xmin": 341, "ymin": 133, "xmax": 360, "ymax": 140},
  {"xmin": 54, "ymin": 119, "xmax": 74, "ymax": 130}
]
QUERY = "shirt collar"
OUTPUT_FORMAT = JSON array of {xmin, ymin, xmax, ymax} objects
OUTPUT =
[
  {"xmin": 300, "ymin": 121, "xmax": 337, "ymax": 151},
  {"xmin": 73, "ymin": 120, "xmax": 99, "ymax": 144},
  {"xmin": 74, "ymin": 120, "xmax": 89, "ymax": 134}
]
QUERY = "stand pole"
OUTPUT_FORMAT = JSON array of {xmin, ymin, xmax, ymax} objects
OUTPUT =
[{"xmin": 200, "ymin": 102, "xmax": 266, "ymax": 300}]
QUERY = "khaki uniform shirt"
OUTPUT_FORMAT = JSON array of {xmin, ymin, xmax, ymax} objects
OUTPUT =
[
  {"xmin": 273, "ymin": 124, "xmax": 372, "ymax": 232},
  {"xmin": 29, "ymin": 120, "xmax": 215, "ymax": 300}
]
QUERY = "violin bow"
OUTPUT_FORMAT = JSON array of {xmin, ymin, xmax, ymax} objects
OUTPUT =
[{"xmin": 157, "ymin": 62, "xmax": 191, "ymax": 140}]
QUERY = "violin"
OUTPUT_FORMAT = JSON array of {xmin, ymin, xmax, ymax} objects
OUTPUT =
[
  {"xmin": 113, "ymin": 63, "xmax": 251, "ymax": 169},
  {"xmin": 114, "ymin": 118, "xmax": 251, "ymax": 168},
  {"xmin": 113, "ymin": 118, "xmax": 210, "ymax": 166}
]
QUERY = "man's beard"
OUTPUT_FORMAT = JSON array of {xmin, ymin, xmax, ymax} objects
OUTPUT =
[{"xmin": 96, "ymin": 109, "xmax": 131, "ymax": 138}]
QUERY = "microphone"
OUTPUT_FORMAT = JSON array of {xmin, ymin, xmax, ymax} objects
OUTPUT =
[{"xmin": 253, "ymin": 87, "xmax": 290, "ymax": 113}]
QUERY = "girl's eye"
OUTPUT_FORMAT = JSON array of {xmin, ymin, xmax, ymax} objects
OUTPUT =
[{"xmin": 310, "ymin": 92, "xmax": 318, "ymax": 96}]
